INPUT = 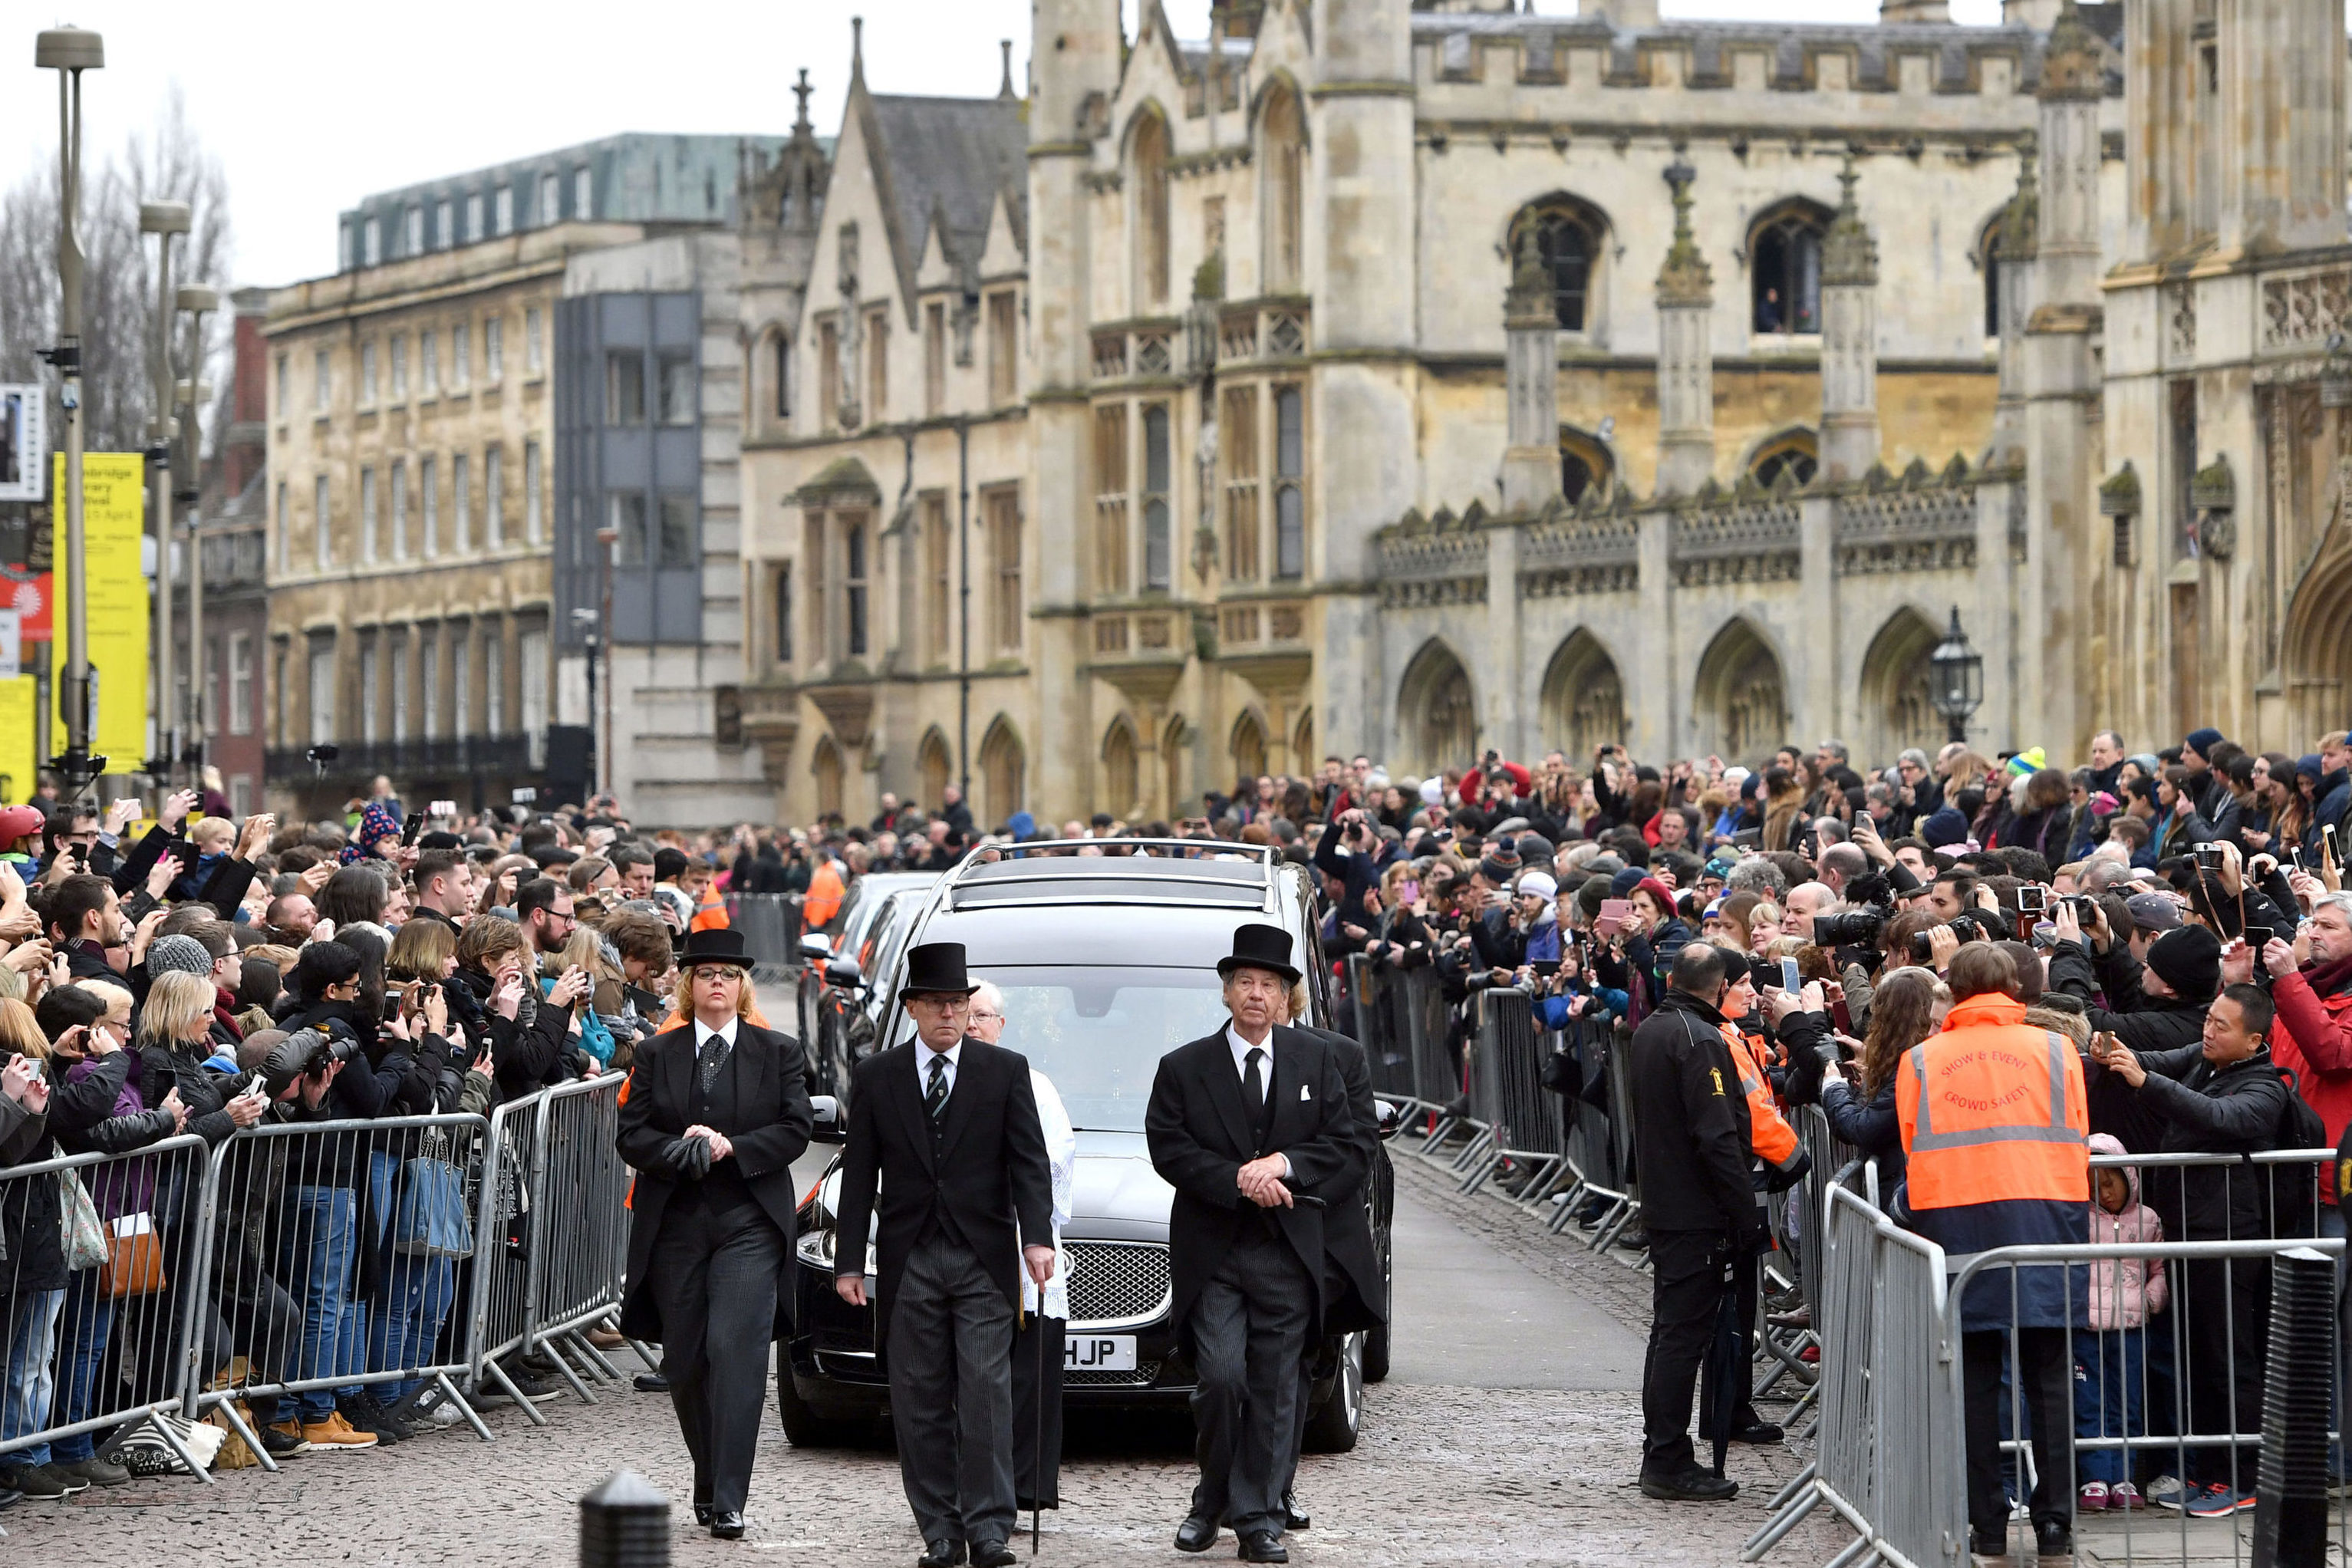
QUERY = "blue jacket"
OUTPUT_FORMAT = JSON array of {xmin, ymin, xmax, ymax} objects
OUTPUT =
[{"xmin": 1533, "ymin": 982, "xmax": 1628, "ymax": 1033}]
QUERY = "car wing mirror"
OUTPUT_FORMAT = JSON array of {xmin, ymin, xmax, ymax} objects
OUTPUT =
[
  {"xmin": 799, "ymin": 933, "xmax": 833, "ymax": 961},
  {"xmin": 1375, "ymin": 1097, "xmax": 1403, "ymax": 1141},
  {"xmin": 825, "ymin": 957, "xmax": 864, "ymax": 989},
  {"xmin": 808, "ymin": 1093, "xmax": 845, "ymax": 1145}
]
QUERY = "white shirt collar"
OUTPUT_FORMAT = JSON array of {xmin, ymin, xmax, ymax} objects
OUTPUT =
[
  {"xmin": 1227, "ymin": 1022, "xmax": 1274, "ymax": 1079},
  {"xmin": 917, "ymin": 1037, "xmax": 963, "ymax": 1071},
  {"xmin": 694, "ymin": 1016, "xmax": 739, "ymax": 1049}
]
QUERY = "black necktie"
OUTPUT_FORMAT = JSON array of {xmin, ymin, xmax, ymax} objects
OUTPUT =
[
  {"xmin": 696, "ymin": 1029, "xmax": 728, "ymax": 1093},
  {"xmin": 925, "ymin": 1055, "xmax": 950, "ymax": 1132},
  {"xmin": 1244, "ymin": 1047, "xmax": 1267, "ymax": 1119}
]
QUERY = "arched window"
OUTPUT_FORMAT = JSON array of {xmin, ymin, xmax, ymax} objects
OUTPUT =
[
  {"xmin": 1978, "ymin": 216, "xmax": 2003, "ymax": 340},
  {"xmin": 1102, "ymin": 718, "xmax": 1139, "ymax": 818},
  {"xmin": 1559, "ymin": 426, "xmax": 1615, "ymax": 505},
  {"xmin": 1509, "ymin": 199, "xmax": 1606, "ymax": 333},
  {"xmin": 1751, "ymin": 203, "xmax": 1828, "ymax": 335},
  {"xmin": 1230, "ymin": 710, "xmax": 1267, "ymax": 787},
  {"xmin": 1133, "ymin": 111, "xmax": 1171, "ymax": 310},
  {"xmin": 775, "ymin": 331, "xmax": 792, "ymax": 418},
  {"xmin": 1163, "ymin": 715, "xmax": 1190, "ymax": 819},
  {"xmin": 916, "ymin": 727, "xmax": 952, "ymax": 810},
  {"xmin": 1540, "ymin": 630, "xmax": 1625, "ymax": 763},
  {"xmin": 1260, "ymin": 84, "xmax": 1305, "ymax": 292},
  {"xmin": 1749, "ymin": 429, "xmax": 1819, "ymax": 489},
  {"xmin": 1398, "ymin": 641, "xmax": 1477, "ymax": 776},
  {"xmin": 1694, "ymin": 619, "xmax": 1789, "ymax": 763},
  {"xmin": 979, "ymin": 716, "xmax": 1025, "ymax": 828},
  {"xmin": 812, "ymin": 736, "xmax": 845, "ymax": 820}
]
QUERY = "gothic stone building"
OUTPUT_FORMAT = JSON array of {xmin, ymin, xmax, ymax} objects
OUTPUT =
[{"xmin": 733, "ymin": 0, "xmax": 2344, "ymax": 831}]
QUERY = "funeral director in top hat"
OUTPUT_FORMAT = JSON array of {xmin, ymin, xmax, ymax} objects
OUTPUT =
[
  {"xmin": 1145, "ymin": 924, "xmax": 1359, "ymax": 1566},
  {"xmin": 615, "ymin": 927, "xmax": 814, "ymax": 1540},
  {"xmin": 832, "ymin": 941, "xmax": 1055, "ymax": 1568}
]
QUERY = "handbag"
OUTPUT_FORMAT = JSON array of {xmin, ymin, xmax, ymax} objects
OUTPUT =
[
  {"xmin": 392, "ymin": 1151, "xmax": 475, "ymax": 1259},
  {"xmin": 58, "ymin": 1167, "xmax": 107, "ymax": 1272},
  {"xmin": 99, "ymin": 1212, "xmax": 167, "ymax": 1299}
]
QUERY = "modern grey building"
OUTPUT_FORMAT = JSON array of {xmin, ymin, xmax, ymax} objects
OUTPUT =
[{"xmin": 337, "ymin": 133, "xmax": 792, "ymax": 274}]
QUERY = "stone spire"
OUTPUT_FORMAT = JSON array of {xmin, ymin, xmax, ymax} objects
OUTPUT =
[
  {"xmin": 1984, "ymin": 139, "xmax": 2037, "ymax": 466},
  {"xmin": 1653, "ymin": 159, "xmax": 1715, "ymax": 496},
  {"xmin": 1500, "ymin": 225, "xmax": 1563, "ymax": 513},
  {"xmin": 2034, "ymin": 0, "xmax": 2101, "ymax": 305},
  {"xmin": 1818, "ymin": 152, "xmax": 1881, "ymax": 483}
]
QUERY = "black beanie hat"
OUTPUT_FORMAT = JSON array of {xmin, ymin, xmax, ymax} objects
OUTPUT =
[{"xmin": 2145, "ymin": 924, "xmax": 2222, "ymax": 1003}]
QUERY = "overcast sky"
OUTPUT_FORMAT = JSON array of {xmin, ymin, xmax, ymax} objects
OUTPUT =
[{"xmin": 5, "ymin": 0, "xmax": 2008, "ymax": 293}]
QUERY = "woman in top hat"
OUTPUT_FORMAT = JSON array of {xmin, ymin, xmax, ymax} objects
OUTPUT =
[{"xmin": 617, "ymin": 927, "xmax": 813, "ymax": 1540}]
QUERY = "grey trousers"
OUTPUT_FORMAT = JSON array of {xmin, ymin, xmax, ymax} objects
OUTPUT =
[
  {"xmin": 647, "ymin": 1197, "xmax": 787, "ymax": 1517},
  {"xmin": 889, "ymin": 1234, "xmax": 1018, "ymax": 1547},
  {"xmin": 1188, "ymin": 1226, "xmax": 1313, "ymax": 1538}
]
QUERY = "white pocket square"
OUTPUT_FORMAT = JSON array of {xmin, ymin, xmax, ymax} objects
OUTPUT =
[{"xmin": 1299, "ymin": 1084, "xmax": 1311, "ymax": 1100}]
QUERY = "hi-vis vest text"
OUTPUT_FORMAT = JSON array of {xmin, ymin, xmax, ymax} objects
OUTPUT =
[{"xmin": 1897, "ymin": 1029, "xmax": 2088, "ymax": 1211}]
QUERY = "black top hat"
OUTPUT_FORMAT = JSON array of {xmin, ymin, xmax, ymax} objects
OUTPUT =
[
  {"xmin": 1217, "ymin": 924, "xmax": 1300, "ymax": 984},
  {"xmin": 899, "ymin": 941, "xmax": 979, "ymax": 1000},
  {"xmin": 679, "ymin": 927, "xmax": 753, "ymax": 971}
]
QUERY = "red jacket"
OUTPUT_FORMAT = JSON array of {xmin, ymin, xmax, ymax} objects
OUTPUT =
[{"xmin": 2268, "ymin": 967, "xmax": 2352, "ymax": 1205}]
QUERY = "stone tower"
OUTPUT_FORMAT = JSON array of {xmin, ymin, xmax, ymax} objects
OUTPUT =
[
  {"xmin": 1652, "ymin": 160, "xmax": 1714, "ymax": 499},
  {"xmin": 1027, "ymin": 0, "xmax": 1124, "ymax": 818},
  {"xmin": 1817, "ymin": 155, "xmax": 1881, "ymax": 485},
  {"xmin": 1310, "ymin": 0, "xmax": 1419, "ymax": 756}
]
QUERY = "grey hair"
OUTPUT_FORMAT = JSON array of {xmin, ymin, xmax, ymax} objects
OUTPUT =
[
  {"xmin": 2314, "ymin": 893, "xmax": 2352, "ymax": 925},
  {"xmin": 971, "ymin": 980, "xmax": 1007, "ymax": 1013},
  {"xmin": 1726, "ymin": 858, "xmax": 1788, "ymax": 898},
  {"xmin": 1898, "ymin": 749, "xmax": 1930, "ymax": 771}
]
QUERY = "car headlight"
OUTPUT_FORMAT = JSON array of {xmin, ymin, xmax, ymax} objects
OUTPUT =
[{"xmin": 796, "ymin": 1227, "xmax": 836, "ymax": 1269}]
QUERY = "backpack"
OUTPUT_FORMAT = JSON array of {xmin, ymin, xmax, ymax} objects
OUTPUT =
[{"xmin": 2271, "ymin": 1066, "xmax": 2326, "ymax": 1237}]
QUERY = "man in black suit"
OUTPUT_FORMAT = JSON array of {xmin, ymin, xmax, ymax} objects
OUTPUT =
[
  {"xmin": 1145, "ymin": 924, "xmax": 1359, "ymax": 1566},
  {"xmin": 616, "ymin": 927, "xmax": 814, "ymax": 1540},
  {"xmin": 834, "ymin": 942, "xmax": 1055, "ymax": 1568},
  {"xmin": 1279, "ymin": 1016, "xmax": 1385, "ymax": 1530}
]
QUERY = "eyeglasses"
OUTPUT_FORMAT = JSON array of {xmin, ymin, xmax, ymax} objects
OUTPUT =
[{"xmin": 970, "ymin": 1009, "xmax": 1003, "ymax": 1023}]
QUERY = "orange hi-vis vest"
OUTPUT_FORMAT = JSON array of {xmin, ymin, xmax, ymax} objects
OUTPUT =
[
  {"xmin": 1724, "ymin": 1022, "xmax": 1802, "ymax": 1174},
  {"xmin": 804, "ymin": 859, "xmax": 845, "ymax": 929},
  {"xmin": 1896, "ymin": 994, "xmax": 2090, "ymax": 1214}
]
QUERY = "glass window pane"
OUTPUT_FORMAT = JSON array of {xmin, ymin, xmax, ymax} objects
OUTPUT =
[
  {"xmin": 659, "ymin": 354, "xmax": 696, "ymax": 425},
  {"xmin": 612, "ymin": 493, "xmax": 648, "ymax": 565},
  {"xmin": 1275, "ymin": 387, "xmax": 1303, "ymax": 476},
  {"xmin": 1143, "ymin": 405, "xmax": 1170, "ymax": 491},
  {"xmin": 658, "ymin": 496, "xmax": 697, "ymax": 567},
  {"xmin": 607, "ymin": 353, "xmax": 644, "ymax": 423}
]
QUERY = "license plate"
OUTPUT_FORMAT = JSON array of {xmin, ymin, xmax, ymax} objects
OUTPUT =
[{"xmin": 1064, "ymin": 1334, "xmax": 1136, "ymax": 1372}]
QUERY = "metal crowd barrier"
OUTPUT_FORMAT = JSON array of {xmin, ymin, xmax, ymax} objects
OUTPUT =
[
  {"xmin": 726, "ymin": 892, "xmax": 802, "ymax": 970},
  {"xmin": 0, "ymin": 1135, "xmax": 218, "ymax": 1481},
  {"xmin": 180, "ymin": 1113, "xmax": 496, "ymax": 1465},
  {"xmin": 1459, "ymin": 987, "xmax": 1567, "ymax": 1202},
  {"xmin": 1343, "ymin": 954, "xmax": 1421, "ymax": 1105},
  {"xmin": 516, "ymin": 1075, "xmax": 635, "ymax": 1401},
  {"xmin": 466, "ymin": 1088, "xmax": 548, "ymax": 1421}
]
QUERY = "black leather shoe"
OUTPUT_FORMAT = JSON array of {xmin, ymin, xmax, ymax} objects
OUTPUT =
[
  {"xmin": 1638, "ymin": 1467, "xmax": 1740, "ymax": 1502},
  {"xmin": 917, "ymin": 1540, "xmax": 964, "ymax": 1568},
  {"xmin": 1970, "ymin": 1530, "xmax": 2011, "ymax": 1560},
  {"xmin": 1238, "ymin": 1529, "xmax": 1290, "ymax": 1564},
  {"xmin": 692, "ymin": 1502, "xmax": 713, "ymax": 1527},
  {"xmin": 1174, "ymin": 1514, "xmax": 1219, "ymax": 1553},
  {"xmin": 709, "ymin": 1511, "xmax": 745, "ymax": 1540},
  {"xmin": 1728, "ymin": 1420, "xmax": 1784, "ymax": 1445},
  {"xmin": 634, "ymin": 1372, "xmax": 670, "ymax": 1393},
  {"xmin": 1281, "ymin": 1490, "xmax": 1309, "ymax": 1530},
  {"xmin": 2034, "ymin": 1522, "xmax": 2072, "ymax": 1561},
  {"xmin": 969, "ymin": 1541, "xmax": 1016, "ymax": 1568}
]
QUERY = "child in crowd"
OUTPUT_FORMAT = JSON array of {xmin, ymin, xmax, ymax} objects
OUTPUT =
[{"xmin": 2077, "ymin": 1132, "xmax": 2168, "ymax": 1511}]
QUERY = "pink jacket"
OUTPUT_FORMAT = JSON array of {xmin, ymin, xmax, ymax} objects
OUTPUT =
[{"xmin": 2085, "ymin": 1133, "xmax": 2169, "ymax": 1332}]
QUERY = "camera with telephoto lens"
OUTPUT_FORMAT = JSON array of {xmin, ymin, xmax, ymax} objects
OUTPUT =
[
  {"xmin": 1812, "ymin": 908, "xmax": 1885, "ymax": 948},
  {"xmin": 261, "ymin": 1023, "xmax": 367, "ymax": 1101},
  {"xmin": 1910, "ymin": 911, "xmax": 1995, "ymax": 960}
]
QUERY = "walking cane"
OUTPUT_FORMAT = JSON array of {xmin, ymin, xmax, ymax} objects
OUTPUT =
[{"xmin": 1032, "ymin": 1300, "xmax": 1046, "ymax": 1556}]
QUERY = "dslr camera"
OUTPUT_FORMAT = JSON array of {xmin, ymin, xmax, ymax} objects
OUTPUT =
[
  {"xmin": 262, "ymin": 1023, "xmax": 367, "ymax": 1101},
  {"xmin": 1812, "ymin": 908, "xmax": 1885, "ymax": 948}
]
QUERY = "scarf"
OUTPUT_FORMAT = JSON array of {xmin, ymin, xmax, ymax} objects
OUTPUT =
[{"xmin": 2303, "ymin": 951, "xmax": 2352, "ymax": 1000}]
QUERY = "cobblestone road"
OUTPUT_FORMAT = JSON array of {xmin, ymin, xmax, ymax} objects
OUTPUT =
[{"xmin": 2, "ymin": 1157, "xmax": 1843, "ymax": 1566}]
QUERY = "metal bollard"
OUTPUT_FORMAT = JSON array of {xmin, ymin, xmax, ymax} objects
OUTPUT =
[
  {"xmin": 579, "ymin": 1468, "xmax": 672, "ymax": 1567},
  {"xmin": 2252, "ymin": 1247, "xmax": 2336, "ymax": 1568}
]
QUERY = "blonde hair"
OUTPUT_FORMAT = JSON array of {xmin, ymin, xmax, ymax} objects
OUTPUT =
[
  {"xmin": 72, "ymin": 979, "xmax": 133, "ymax": 1025},
  {"xmin": 0, "ymin": 1000, "xmax": 46, "ymax": 1060},
  {"xmin": 137, "ymin": 971, "xmax": 216, "ymax": 1049}
]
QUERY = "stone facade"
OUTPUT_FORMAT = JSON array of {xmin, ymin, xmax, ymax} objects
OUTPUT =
[{"xmin": 733, "ymin": 0, "xmax": 2138, "ymax": 831}]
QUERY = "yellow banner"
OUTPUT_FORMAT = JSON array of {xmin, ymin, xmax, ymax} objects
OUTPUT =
[
  {"xmin": 0, "ymin": 677, "xmax": 33, "ymax": 804},
  {"xmin": 49, "ymin": 453, "xmax": 150, "ymax": 770}
]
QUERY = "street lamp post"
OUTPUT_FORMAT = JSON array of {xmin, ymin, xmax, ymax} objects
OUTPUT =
[
  {"xmin": 37, "ymin": 26, "xmax": 105, "ymax": 798},
  {"xmin": 140, "ymin": 199, "xmax": 191, "ymax": 786},
  {"xmin": 176, "ymin": 287, "xmax": 218, "ymax": 787},
  {"xmin": 1929, "ymin": 605, "xmax": 1985, "ymax": 746}
]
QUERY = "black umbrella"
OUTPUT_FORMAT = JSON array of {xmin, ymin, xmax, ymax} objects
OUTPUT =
[{"xmin": 1698, "ymin": 1247, "xmax": 1744, "ymax": 1476}]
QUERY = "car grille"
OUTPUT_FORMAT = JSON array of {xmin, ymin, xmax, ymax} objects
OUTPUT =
[
  {"xmin": 1063, "ymin": 1240, "xmax": 1171, "ymax": 1327},
  {"xmin": 1066, "ymin": 1360, "xmax": 1161, "ymax": 1388}
]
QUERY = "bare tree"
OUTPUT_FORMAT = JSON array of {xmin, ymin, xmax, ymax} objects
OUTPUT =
[{"xmin": 0, "ymin": 86, "xmax": 233, "ymax": 465}]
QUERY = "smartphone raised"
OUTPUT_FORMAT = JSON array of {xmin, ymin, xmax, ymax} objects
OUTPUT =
[
  {"xmin": 1779, "ymin": 957, "xmax": 1802, "ymax": 993},
  {"xmin": 1596, "ymin": 898, "xmax": 1633, "ymax": 938}
]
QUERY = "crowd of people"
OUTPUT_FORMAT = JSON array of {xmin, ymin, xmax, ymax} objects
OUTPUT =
[
  {"xmin": 2, "ymin": 715, "xmax": 2348, "ymax": 1541},
  {"xmin": 0, "ymin": 779, "xmax": 726, "ymax": 1504}
]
